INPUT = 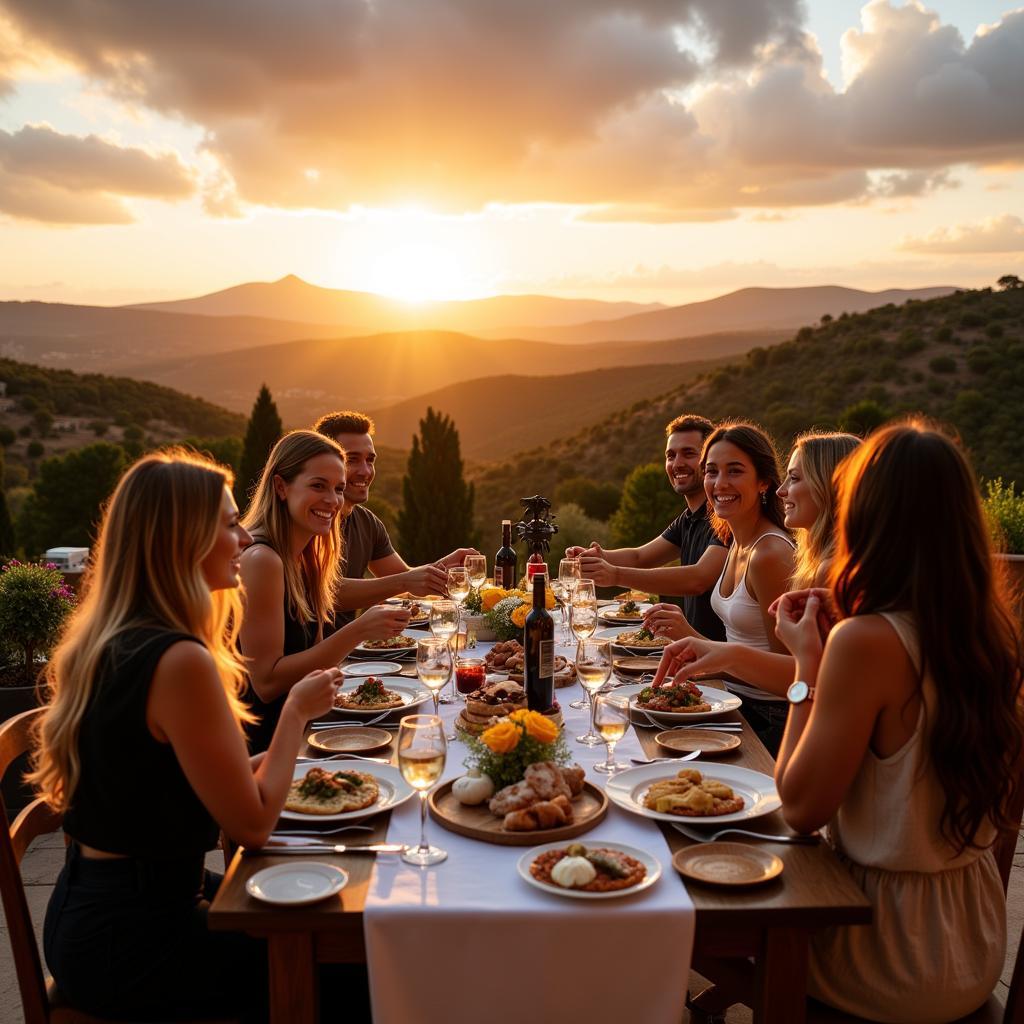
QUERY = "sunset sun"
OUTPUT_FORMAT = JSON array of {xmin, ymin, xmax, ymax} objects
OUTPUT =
[{"xmin": 367, "ymin": 241, "xmax": 477, "ymax": 303}]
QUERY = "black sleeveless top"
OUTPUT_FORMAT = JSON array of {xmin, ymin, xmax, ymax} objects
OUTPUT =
[
  {"xmin": 63, "ymin": 628, "xmax": 219, "ymax": 858},
  {"xmin": 241, "ymin": 539, "xmax": 336, "ymax": 753}
]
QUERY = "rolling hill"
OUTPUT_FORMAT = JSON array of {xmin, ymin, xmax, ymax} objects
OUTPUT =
[
  {"xmin": 124, "ymin": 328, "xmax": 787, "ymax": 422},
  {"xmin": 493, "ymin": 285, "xmax": 960, "ymax": 344}
]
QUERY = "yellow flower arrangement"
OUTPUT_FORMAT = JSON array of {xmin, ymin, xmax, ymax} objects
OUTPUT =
[
  {"xmin": 481, "ymin": 720, "xmax": 520, "ymax": 754},
  {"xmin": 510, "ymin": 604, "xmax": 530, "ymax": 628},
  {"xmin": 521, "ymin": 710, "xmax": 559, "ymax": 744},
  {"xmin": 466, "ymin": 707, "xmax": 570, "ymax": 788},
  {"xmin": 480, "ymin": 586, "xmax": 508, "ymax": 612}
]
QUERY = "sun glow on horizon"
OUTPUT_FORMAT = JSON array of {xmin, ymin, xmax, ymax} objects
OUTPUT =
[{"xmin": 363, "ymin": 240, "xmax": 491, "ymax": 304}]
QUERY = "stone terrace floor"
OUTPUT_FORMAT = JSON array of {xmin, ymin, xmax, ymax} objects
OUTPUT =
[{"xmin": 2, "ymin": 831, "xmax": 1020, "ymax": 1022}]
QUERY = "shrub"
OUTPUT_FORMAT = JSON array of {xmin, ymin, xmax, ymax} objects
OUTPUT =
[
  {"xmin": 26, "ymin": 441, "xmax": 44, "ymax": 459},
  {"xmin": 960, "ymin": 312, "xmax": 986, "ymax": 329},
  {"xmin": 982, "ymin": 479, "xmax": 1024, "ymax": 555},
  {"xmin": 0, "ymin": 560, "xmax": 76, "ymax": 684},
  {"xmin": 986, "ymin": 324, "xmax": 1004, "ymax": 340},
  {"xmin": 929, "ymin": 356, "xmax": 957, "ymax": 374},
  {"xmin": 935, "ymin": 325, "xmax": 953, "ymax": 342},
  {"xmin": 966, "ymin": 346, "xmax": 996, "ymax": 374},
  {"xmin": 839, "ymin": 400, "xmax": 889, "ymax": 436}
]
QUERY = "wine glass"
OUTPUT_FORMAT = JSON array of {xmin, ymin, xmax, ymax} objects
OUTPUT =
[
  {"xmin": 397, "ymin": 714, "xmax": 448, "ymax": 867},
  {"xmin": 558, "ymin": 557, "xmax": 581, "ymax": 644},
  {"xmin": 429, "ymin": 599, "xmax": 460, "ymax": 704},
  {"xmin": 569, "ymin": 580, "xmax": 598, "ymax": 710},
  {"xmin": 464, "ymin": 554, "xmax": 487, "ymax": 599},
  {"xmin": 592, "ymin": 692, "xmax": 631, "ymax": 774},
  {"xmin": 416, "ymin": 638, "xmax": 452, "ymax": 717},
  {"xmin": 575, "ymin": 638, "xmax": 611, "ymax": 747},
  {"xmin": 550, "ymin": 577, "xmax": 570, "ymax": 644}
]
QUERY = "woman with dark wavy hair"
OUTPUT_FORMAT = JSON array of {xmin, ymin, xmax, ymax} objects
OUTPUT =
[{"xmin": 774, "ymin": 419, "xmax": 1021, "ymax": 1021}]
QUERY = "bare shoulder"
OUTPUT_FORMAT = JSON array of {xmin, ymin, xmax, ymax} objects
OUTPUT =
[
  {"xmin": 823, "ymin": 616, "xmax": 914, "ymax": 689},
  {"xmin": 747, "ymin": 534, "xmax": 795, "ymax": 579},
  {"xmin": 152, "ymin": 639, "xmax": 218, "ymax": 684},
  {"xmin": 241, "ymin": 543, "xmax": 283, "ymax": 571}
]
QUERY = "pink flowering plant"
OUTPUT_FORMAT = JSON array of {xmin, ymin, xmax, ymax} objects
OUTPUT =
[{"xmin": 0, "ymin": 560, "xmax": 76, "ymax": 686}]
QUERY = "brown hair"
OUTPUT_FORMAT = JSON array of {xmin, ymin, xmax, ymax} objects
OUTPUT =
[
  {"xmin": 830, "ymin": 418, "xmax": 1022, "ymax": 854},
  {"xmin": 241, "ymin": 430, "xmax": 345, "ymax": 636},
  {"xmin": 665, "ymin": 413, "xmax": 714, "ymax": 440},
  {"xmin": 701, "ymin": 422, "xmax": 787, "ymax": 543},
  {"xmin": 313, "ymin": 410, "xmax": 375, "ymax": 438}
]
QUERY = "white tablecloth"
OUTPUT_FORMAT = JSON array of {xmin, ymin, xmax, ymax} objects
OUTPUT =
[{"xmin": 363, "ymin": 639, "xmax": 695, "ymax": 1024}]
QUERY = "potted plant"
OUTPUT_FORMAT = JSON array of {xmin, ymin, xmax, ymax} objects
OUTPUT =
[
  {"xmin": 0, "ymin": 560, "xmax": 76, "ymax": 809},
  {"xmin": 982, "ymin": 479, "xmax": 1024, "ymax": 618}
]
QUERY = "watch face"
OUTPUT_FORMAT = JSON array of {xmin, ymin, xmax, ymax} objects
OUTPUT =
[{"xmin": 788, "ymin": 680, "xmax": 809, "ymax": 704}]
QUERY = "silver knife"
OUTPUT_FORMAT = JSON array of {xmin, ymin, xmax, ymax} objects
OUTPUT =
[{"xmin": 249, "ymin": 842, "xmax": 406, "ymax": 855}]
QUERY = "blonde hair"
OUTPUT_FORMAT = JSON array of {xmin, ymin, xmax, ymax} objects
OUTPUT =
[
  {"xmin": 789, "ymin": 431, "xmax": 861, "ymax": 589},
  {"xmin": 240, "ymin": 430, "xmax": 345, "ymax": 636},
  {"xmin": 29, "ymin": 448, "xmax": 251, "ymax": 812}
]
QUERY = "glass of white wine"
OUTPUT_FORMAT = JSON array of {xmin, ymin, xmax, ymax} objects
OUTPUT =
[
  {"xmin": 575, "ymin": 638, "xmax": 611, "ymax": 747},
  {"xmin": 464, "ymin": 554, "xmax": 487, "ymax": 599},
  {"xmin": 416, "ymin": 637, "xmax": 452, "ymax": 717},
  {"xmin": 398, "ymin": 714, "xmax": 448, "ymax": 867},
  {"xmin": 558, "ymin": 557, "xmax": 581, "ymax": 645},
  {"xmin": 569, "ymin": 580, "xmax": 598, "ymax": 710},
  {"xmin": 592, "ymin": 692, "xmax": 631, "ymax": 774},
  {"xmin": 429, "ymin": 599, "xmax": 460, "ymax": 704}
]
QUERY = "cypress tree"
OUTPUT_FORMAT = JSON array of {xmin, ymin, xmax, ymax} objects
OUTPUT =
[
  {"xmin": 0, "ymin": 448, "xmax": 15, "ymax": 556},
  {"xmin": 397, "ymin": 407, "xmax": 476, "ymax": 564},
  {"xmin": 236, "ymin": 384, "xmax": 283, "ymax": 510}
]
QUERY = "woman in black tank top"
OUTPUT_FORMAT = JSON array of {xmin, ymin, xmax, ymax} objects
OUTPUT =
[
  {"xmin": 31, "ymin": 449, "xmax": 341, "ymax": 1021},
  {"xmin": 238, "ymin": 431, "xmax": 411, "ymax": 752}
]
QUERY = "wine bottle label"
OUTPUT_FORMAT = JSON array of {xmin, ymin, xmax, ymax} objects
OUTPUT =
[{"xmin": 538, "ymin": 640, "xmax": 554, "ymax": 678}]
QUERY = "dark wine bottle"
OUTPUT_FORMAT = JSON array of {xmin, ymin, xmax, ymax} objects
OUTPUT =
[
  {"xmin": 524, "ymin": 572, "xmax": 554, "ymax": 712},
  {"xmin": 494, "ymin": 519, "xmax": 517, "ymax": 589}
]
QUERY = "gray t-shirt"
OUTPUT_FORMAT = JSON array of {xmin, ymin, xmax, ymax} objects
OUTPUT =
[{"xmin": 337, "ymin": 505, "xmax": 395, "ymax": 625}]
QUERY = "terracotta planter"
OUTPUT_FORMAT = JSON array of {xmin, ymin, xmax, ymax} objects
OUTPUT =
[
  {"xmin": 0, "ymin": 682, "xmax": 40, "ymax": 812},
  {"xmin": 464, "ymin": 613, "xmax": 496, "ymax": 642},
  {"xmin": 997, "ymin": 553, "xmax": 1024, "ymax": 621}
]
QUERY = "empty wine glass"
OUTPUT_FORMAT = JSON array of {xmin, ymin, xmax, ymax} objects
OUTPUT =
[
  {"xmin": 397, "ymin": 714, "xmax": 448, "ymax": 866},
  {"xmin": 429, "ymin": 599, "xmax": 459, "ymax": 704},
  {"xmin": 416, "ymin": 638, "xmax": 452, "ymax": 717},
  {"xmin": 464, "ymin": 554, "xmax": 487, "ymax": 598},
  {"xmin": 558, "ymin": 557, "xmax": 581, "ymax": 644},
  {"xmin": 569, "ymin": 580, "xmax": 598, "ymax": 710},
  {"xmin": 592, "ymin": 692, "xmax": 631, "ymax": 774},
  {"xmin": 575, "ymin": 638, "xmax": 611, "ymax": 747}
]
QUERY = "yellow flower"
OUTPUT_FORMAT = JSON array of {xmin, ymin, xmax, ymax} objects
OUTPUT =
[
  {"xmin": 508, "ymin": 708, "xmax": 530, "ymax": 724},
  {"xmin": 522, "ymin": 710, "xmax": 559, "ymax": 744},
  {"xmin": 545, "ymin": 588, "xmax": 557, "ymax": 610},
  {"xmin": 481, "ymin": 587, "xmax": 506, "ymax": 611},
  {"xmin": 510, "ymin": 604, "xmax": 530, "ymax": 628},
  {"xmin": 482, "ymin": 720, "xmax": 520, "ymax": 754}
]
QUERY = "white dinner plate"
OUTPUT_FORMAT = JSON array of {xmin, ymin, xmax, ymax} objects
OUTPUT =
[
  {"xmin": 614, "ymin": 681, "xmax": 742, "ymax": 723},
  {"xmin": 517, "ymin": 840, "xmax": 662, "ymax": 900},
  {"xmin": 353, "ymin": 636, "xmax": 419, "ymax": 658},
  {"xmin": 246, "ymin": 862, "xmax": 348, "ymax": 906},
  {"xmin": 331, "ymin": 680, "xmax": 431, "ymax": 717},
  {"xmin": 604, "ymin": 762, "xmax": 781, "ymax": 826},
  {"xmin": 598, "ymin": 602, "xmax": 653, "ymax": 624},
  {"xmin": 279, "ymin": 759, "xmax": 416, "ymax": 822},
  {"xmin": 595, "ymin": 626, "xmax": 671, "ymax": 654},
  {"xmin": 340, "ymin": 661, "xmax": 403, "ymax": 678}
]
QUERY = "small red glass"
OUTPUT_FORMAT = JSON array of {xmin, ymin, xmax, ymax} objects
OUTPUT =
[{"xmin": 455, "ymin": 657, "xmax": 486, "ymax": 695}]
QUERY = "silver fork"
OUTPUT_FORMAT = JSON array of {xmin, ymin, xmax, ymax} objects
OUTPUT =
[
  {"xmin": 672, "ymin": 822, "xmax": 820, "ymax": 845},
  {"xmin": 270, "ymin": 824, "xmax": 374, "ymax": 839},
  {"xmin": 297, "ymin": 752, "xmax": 391, "ymax": 764},
  {"xmin": 630, "ymin": 750, "xmax": 702, "ymax": 765},
  {"xmin": 310, "ymin": 709, "xmax": 396, "ymax": 728}
]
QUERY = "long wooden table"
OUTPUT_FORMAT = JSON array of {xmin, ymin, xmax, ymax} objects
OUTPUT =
[{"xmin": 209, "ymin": 700, "xmax": 871, "ymax": 1023}]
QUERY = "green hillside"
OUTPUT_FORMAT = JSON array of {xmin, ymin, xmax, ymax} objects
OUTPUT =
[{"xmin": 470, "ymin": 284, "xmax": 1024, "ymax": 528}]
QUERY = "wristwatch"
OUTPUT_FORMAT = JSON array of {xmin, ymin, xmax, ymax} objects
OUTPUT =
[{"xmin": 787, "ymin": 680, "xmax": 815, "ymax": 705}]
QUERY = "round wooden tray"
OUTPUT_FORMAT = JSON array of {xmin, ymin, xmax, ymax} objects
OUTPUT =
[{"xmin": 428, "ymin": 778, "xmax": 608, "ymax": 846}]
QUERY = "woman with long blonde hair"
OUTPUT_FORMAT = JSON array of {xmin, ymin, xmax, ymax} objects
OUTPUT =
[
  {"xmin": 239, "ymin": 430, "xmax": 409, "ymax": 751},
  {"xmin": 32, "ymin": 448, "xmax": 340, "ymax": 1021},
  {"xmin": 651, "ymin": 431, "xmax": 860, "ymax": 742},
  {"xmin": 775, "ymin": 420, "xmax": 1021, "ymax": 1019}
]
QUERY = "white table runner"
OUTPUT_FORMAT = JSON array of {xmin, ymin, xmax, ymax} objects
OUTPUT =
[{"xmin": 363, "ymin": 639, "xmax": 695, "ymax": 1024}]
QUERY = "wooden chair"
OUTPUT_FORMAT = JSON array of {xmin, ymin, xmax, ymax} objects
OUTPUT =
[{"xmin": 0, "ymin": 707, "xmax": 237, "ymax": 1024}]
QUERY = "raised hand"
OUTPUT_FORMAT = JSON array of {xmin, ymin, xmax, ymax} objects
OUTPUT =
[
  {"xmin": 578, "ymin": 552, "xmax": 615, "ymax": 586},
  {"xmin": 565, "ymin": 542, "xmax": 603, "ymax": 560},
  {"xmin": 438, "ymin": 547, "xmax": 480, "ymax": 570},
  {"xmin": 357, "ymin": 604, "xmax": 412, "ymax": 641},
  {"xmin": 642, "ymin": 603, "xmax": 691, "ymax": 640},
  {"xmin": 404, "ymin": 562, "xmax": 449, "ymax": 596},
  {"xmin": 769, "ymin": 587, "xmax": 837, "ymax": 646},
  {"xmin": 286, "ymin": 666, "xmax": 343, "ymax": 720},
  {"xmin": 773, "ymin": 591, "xmax": 827, "ymax": 665}
]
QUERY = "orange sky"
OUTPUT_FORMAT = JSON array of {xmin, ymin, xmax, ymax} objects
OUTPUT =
[{"xmin": 0, "ymin": 0, "xmax": 1020, "ymax": 306}]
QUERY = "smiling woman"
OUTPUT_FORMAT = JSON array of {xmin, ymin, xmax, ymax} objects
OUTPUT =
[{"xmin": 367, "ymin": 241, "xmax": 477, "ymax": 303}]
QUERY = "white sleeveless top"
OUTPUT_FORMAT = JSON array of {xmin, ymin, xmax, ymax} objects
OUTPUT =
[{"xmin": 709, "ymin": 529, "xmax": 795, "ymax": 702}]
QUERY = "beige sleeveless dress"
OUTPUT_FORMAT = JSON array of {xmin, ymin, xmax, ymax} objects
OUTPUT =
[{"xmin": 807, "ymin": 612, "xmax": 1005, "ymax": 1022}]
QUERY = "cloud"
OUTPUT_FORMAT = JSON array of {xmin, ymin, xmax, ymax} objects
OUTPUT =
[
  {"xmin": 900, "ymin": 214, "xmax": 1024, "ymax": 253},
  {"xmin": 0, "ymin": 0, "xmax": 1022, "ymax": 218},
  {"xmin": 0, "ymin": 124, "xmax": 195, "ymax": 223}
]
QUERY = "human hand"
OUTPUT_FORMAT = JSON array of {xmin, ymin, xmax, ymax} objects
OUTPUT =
[
  {"xmin": 642, "ymin": 603, "xmax": 691, "ymax": 641},
  {"xmin": 769, "ymin": 588, "xmax": 836, "ymax": 644},
  {"xmin": 439, "ymin": 547, "xmax": 480, "ymax": 570},
  {"xmin": 773, "ymin": 591, "xmax": 827, "ymax": 666},
  {"xmin": 651, "ymin": 637, "xmax": 701, "ymax": 687},
  {"xmin": 565, "ymin": 542, "xmax": 602, "ymax": 560},
  {"xmin": 357, "ymin": 604, "xmax": 412, "ymax": 641},
  {"xmin": 404, "ymin": 562, "xmax": 449, "ymax": 596},
  {"xmin": 649, "ymin": 636, "xmax": 727, "ymax": 685},
  {"xmin": 578, "ymin": 554, "xmax": 615, "ymax": 586},
  {"xmin": 286, "ymin": 666, "xmax": 343, "ymax": 720}
]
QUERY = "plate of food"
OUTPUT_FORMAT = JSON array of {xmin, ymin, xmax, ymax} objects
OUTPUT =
[
  {"xmin": 279, "ymin": 759, "xmax": 415, "ymax": 822},
  {"xmin": 614, "ymin": 680, "xmax": 742, "ymax": 723},
  {"xmin": 599, "ymin": 600, "xmax": 652, "ymax": 624},
  {"xmin": 429, "ymin": 760, "xmax": 607, "ymax": 845},
  {"xmin": 483, "ymin": 640, "xmax": 576, "ymax": 688},
  {"xmin": 518, "ymin": 840, "xmax": 661, "ymax": 900},
  {"xmin": 340, "ymin": 661, "xmax": 403, "ymax": 679},
  {"xmin": 353, "ymin": 635, "xmax": 419, "ymax": 657},
  {"xmin": 604, "ymin": 763, "xmax": 781, "ymax": 826},
  {"xmin": 332, "ymin": 677, "xmax": 431, "ymax": 716},
  {"xmin": 595, "ymin": 627, "xmax": 670, "ymax": 653}
]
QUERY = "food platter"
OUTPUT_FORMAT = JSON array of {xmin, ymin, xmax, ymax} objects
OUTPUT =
[
  {"xmin": 279, "ymin": 759, "xmax": 414, "ymax": 823},
  {"xmin": 352, "ymin": 635, "xmax": 419, "ymax": 660},
  {"xmin": 307, "ymin": 726, "xmax": 393, "ymax": 754},
  {"xmin": 655, "ymin": 728, "xmax": 741, "ymax": 756},
  {"xmin": 673, "ymin": 843, "xmax": 783, "ymax": 888},
  {"xmin": 604, "ymin": 761, "xmax": 781, "ymax": 826},
  {"xmin": 517, "ymin": 840, "xmax": 662, "ymax": 900},
  {"xmin": 428, "ymin": 779, "xmax": 608, "ymax": 846},
  {"xmin": 331, "ymin": 680, "xmax": 431, "ymax": 718},
  {"xmin": 598, "ymin": 602, "xmax": 652, "ymax": 625},
  {"xmin": 613, "ymin": 681, "xmax": 742, "ymax": 724},
  {"xmin": 595, "ymin": 626, "xmax": 670, "ymax": 655}
]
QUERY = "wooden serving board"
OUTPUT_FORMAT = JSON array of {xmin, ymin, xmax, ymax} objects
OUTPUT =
[{"xmin": 428, "ymin": 779, "xmax": 608, "ymax": 847}]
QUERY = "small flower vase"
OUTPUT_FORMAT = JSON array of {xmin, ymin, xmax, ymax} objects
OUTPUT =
[{"xmin": 464, "ymin": 613, "xmax": 496, "ymax": 642}]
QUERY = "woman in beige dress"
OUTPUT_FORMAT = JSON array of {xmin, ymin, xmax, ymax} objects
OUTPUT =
[{"xmin": 774, "ymin": 419, "xmax": 1022, "ymax": 1022}]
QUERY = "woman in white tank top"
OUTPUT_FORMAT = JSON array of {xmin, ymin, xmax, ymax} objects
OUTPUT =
[{"xmin": 772, "ymin": 421, "xmax": 1020, "ymax": 1021}]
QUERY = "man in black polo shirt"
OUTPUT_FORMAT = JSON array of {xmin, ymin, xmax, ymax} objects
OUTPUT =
[{"xmin": 565, "ymin": 413, "xmax": 726, "ymax": 641}]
